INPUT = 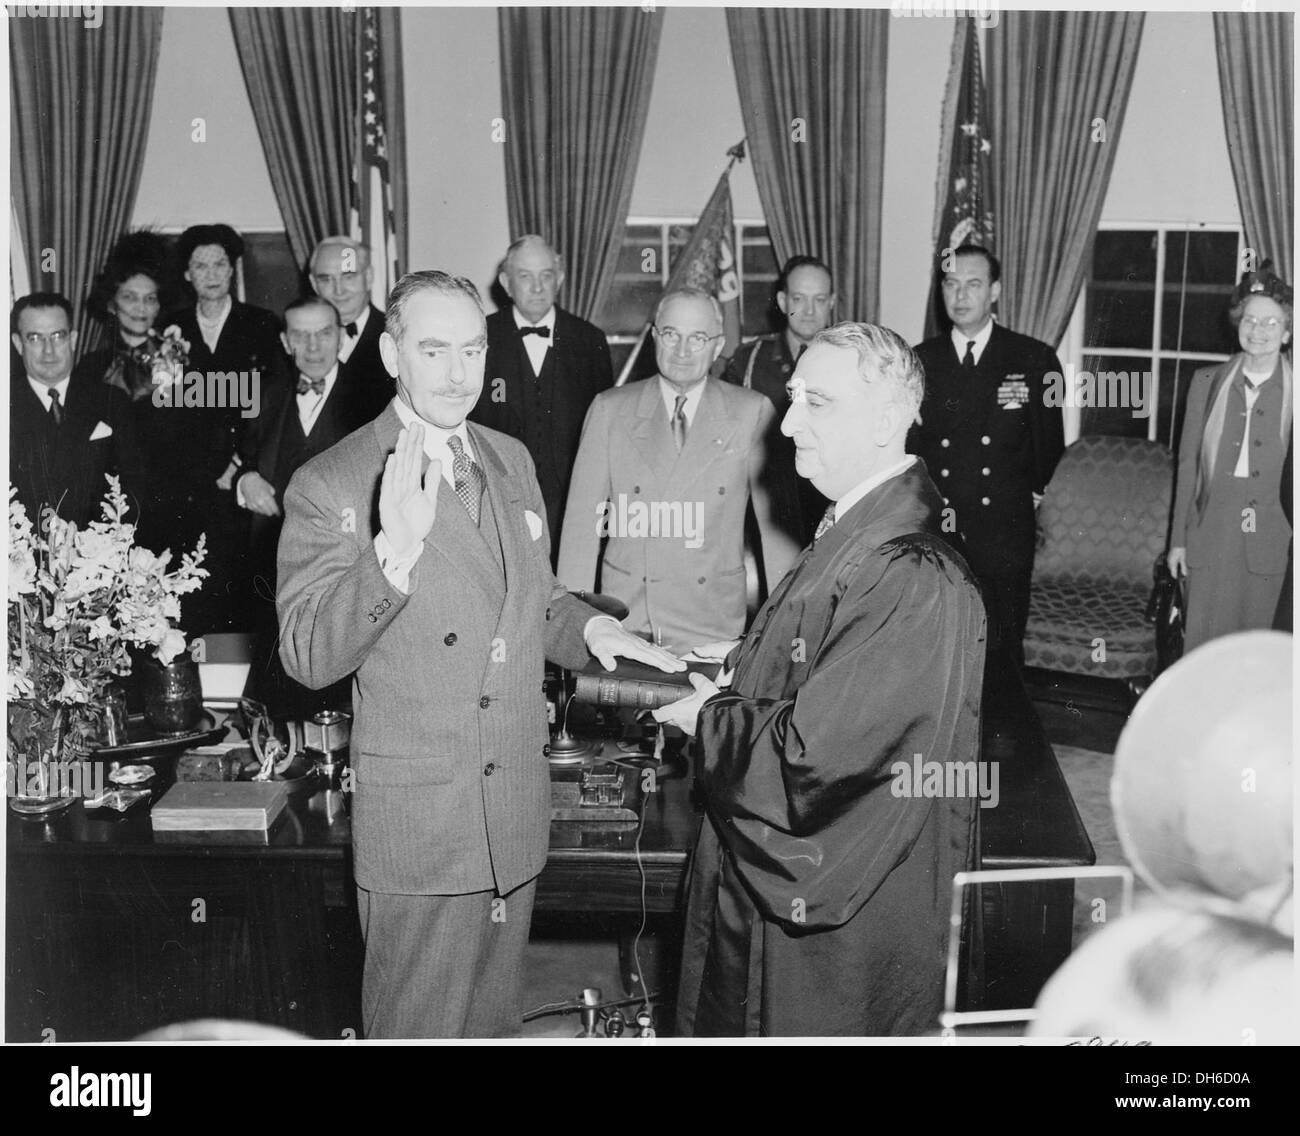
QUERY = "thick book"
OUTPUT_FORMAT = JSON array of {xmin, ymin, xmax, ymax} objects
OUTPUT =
[
  {"xmin": 571, "ymin": 658, "xmax": 721, "ymax": 711},
  {"xmin": 151, "ymin": 781, "xmax": 289, "ymax": 832}
]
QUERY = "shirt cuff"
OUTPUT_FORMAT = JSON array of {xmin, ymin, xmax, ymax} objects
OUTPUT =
[
  {"xmin": 374, "ymin": 531, "xmax": 424, "ymax": 595},
  {"xmin": 582, "ymin": 614, "xmax": 621, "ymax": 648}
]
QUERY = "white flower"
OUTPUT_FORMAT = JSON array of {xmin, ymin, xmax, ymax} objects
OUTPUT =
[
  {"xmin": 57, "ymin": 675, "xmax": 91, "ymax": 704},
  {"xmin": 154, "ymin": 628, "xmax": 188, "ymax": 666}
]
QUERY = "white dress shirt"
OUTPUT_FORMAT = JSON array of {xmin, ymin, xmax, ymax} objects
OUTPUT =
[
  {"xmin": 297, "ymin": 364, "xmax": 340, "ymax": 435},
  {"xmin": 658, "ymin": 376, "xmax": 707, "ymax": 427},
  {"xmin": 1234, "ymin": 368, "xmax": 1273, "ymax": 478},
  {"xmin": 950, "ymin": 317, "xmax": 995, "ymax": 366},
  {"xmin": 28, "ymin": 374, "xmax": 71, "ymax": 412},
  {"xmin": 834, "ymin": 456, "xmax": 917, "ymax": 523},
  {"xmin": 513, "ymin": 305, "xmax": 556, "ymax": 377},
  {"xmin": 337, "ymin": 306, "xmax": 372, "ymax": 365}
]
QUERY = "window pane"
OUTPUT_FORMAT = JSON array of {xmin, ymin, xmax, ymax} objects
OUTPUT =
[
  {"xmin": 1160, "ymin": 231, "xmax": 1240, "ymax": 353},
  {"xmin": 740, "ymin": 229, "xmax": 779, "ymax": 337},
  {"xmin": 1085, "ymin": 231, "xmax": 1157, "ymax": 350},
  {"xmin": 598, "ymin": 278, "xmax": 661, "ymax": 336},
  {"xmin": 1078, "ymin": 353, "xmax": 1153, "ymax": 438}
]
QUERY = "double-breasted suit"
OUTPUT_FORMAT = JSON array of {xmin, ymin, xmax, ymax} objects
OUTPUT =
[
  {"xmin": 910, "ymin": 323, "xmax": 1064, "ymax": 660},
  {"xmin": 9, "ymin": 369, "xmax": 146, "ymax": 528},
  {"xmin": 470, "ymin": 306, "xmax": 613, "ymax": 558},
  {"xmin": 557, "ymin": 376, "xmax": 799, "ymax": 654},
  {"xmin": 277, "ymin": 405, "xmax": 596, "ymax": 1035}
]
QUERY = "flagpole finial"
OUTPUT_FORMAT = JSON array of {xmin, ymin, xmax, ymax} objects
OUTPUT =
[{"xmin": 727, "ymin": 139, "xmax": 747, "ymax": 166}]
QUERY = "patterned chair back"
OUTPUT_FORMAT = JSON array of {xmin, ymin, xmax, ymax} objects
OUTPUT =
[{"xmin": 1033, "ymin": 435, "xmax": 1173, "ymax": 590}]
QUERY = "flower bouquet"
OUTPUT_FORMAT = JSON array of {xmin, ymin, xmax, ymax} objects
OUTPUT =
[
  {"xmin": 7, "ymin": 477, "xmax": 208, "ymax": 813},
  {"xmin": 132, "ymin": 323, "xmax": 191, "ymax": 386}
]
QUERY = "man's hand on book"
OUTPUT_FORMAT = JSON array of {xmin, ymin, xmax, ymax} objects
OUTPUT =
[
  {"xmin": 681, "ymin": 639, "xmax": 739, "ymax": 689},
  {"xmin": 584, "ymin": 619, "xmax": 686, "ymax": 674},
  {"xmin": 651, "ymin": 673, "xmax": 722, "ymax": 737}
]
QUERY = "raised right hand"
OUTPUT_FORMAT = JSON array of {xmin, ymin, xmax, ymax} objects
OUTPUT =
[
  {"xmin": 379, "ymin": 424, "xmax": 440, "ymax": 557},
  {"xmin": 1167, "ymin": 547, "xmax": 1188, "ymax": 578}
]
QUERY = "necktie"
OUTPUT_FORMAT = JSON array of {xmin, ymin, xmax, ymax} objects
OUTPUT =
[
  {"xmin": 813, "ymin": 504, "xmax": 837, "ymax": 543},
  {"xmin": 520, "ymin": 326, "xmax": 551, "ymax": 338},
  {"xmin": 671, "ymin": 394, "xmax": 688, "ymax": 452},
  {"xmin": 343, "ymin": 321, "xmax": 359, "ymax": 338},
  {"xmin": 962, "ymin": 341, "xmax": 976, "ymax": 370},
  {"xmin": 47, "ymin": 387, "xmax": 64, "ymax": 427},
  {"xmin": 447, "ymin": 435, "xmax": 485, "ymax": 525},
  {"xmin": 296, "ymin": 375, "xmax": 326, "ymax": 396}
]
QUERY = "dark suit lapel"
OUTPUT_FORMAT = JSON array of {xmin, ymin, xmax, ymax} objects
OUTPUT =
[{"xmin": 629, "ymin": 378, "xmax": 677, "ymax": 484}]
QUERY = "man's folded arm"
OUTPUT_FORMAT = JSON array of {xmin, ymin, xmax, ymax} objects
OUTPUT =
[{"xmin": 276, "ymin": 466, "xmax": 411, "ymax": 688}]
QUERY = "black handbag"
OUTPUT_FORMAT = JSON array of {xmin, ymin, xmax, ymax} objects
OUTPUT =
[{"xmin": 1146, "ymin": 559, "xmax": 1186, "ymax": 674}]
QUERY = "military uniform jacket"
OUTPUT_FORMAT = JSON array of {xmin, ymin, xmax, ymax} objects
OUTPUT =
[{"xmin": 909, "ymin": 323, "xmax": 1065, "ymax": 573}]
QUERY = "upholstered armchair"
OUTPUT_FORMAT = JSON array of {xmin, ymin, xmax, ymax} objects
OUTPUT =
[{"xmin": 1023, "ymin": 436, "xmax": 1174, "ymax": 691}]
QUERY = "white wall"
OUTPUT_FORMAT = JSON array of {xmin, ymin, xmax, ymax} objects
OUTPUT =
[{"xmin": 132, "ymin": 6, "xmax": 280, "ymax": 232}]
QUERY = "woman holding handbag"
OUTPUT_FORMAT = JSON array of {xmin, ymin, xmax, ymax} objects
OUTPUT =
[{"xmin": 1167, "ymin": 262, "xmax": 1292, "ymax": 654}]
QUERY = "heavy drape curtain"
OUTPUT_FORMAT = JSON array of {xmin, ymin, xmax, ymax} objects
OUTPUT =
[
  {"xmin": 726, "ymin": 8, "xmax": 888, "ymax": 324},
  {"xmin": 230, "ymin": 8, "xmax": 409, "ymax": 274},
  {"xmin": 987, "ymin": 11, "xmax": 1145, "ymax": 347},
  {"xmin": 498, "ymin": 7, "xmax": 662, "ymax": 322},
  {"xmin": 10, "ymin": 8, "xmax": 164, "ymax": 354},
  {"xmin": 1214, "ymin": 12, "xmax": 1294, "ymax": 282}
]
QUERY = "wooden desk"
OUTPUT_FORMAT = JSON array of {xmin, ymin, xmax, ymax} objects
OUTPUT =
[{"xmin": 6, "ymin": 662, "xmax": 1092, "ymax": 1039}]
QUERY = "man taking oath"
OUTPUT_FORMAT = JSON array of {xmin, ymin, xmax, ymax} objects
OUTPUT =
[
  {"xmin": 654, "ymin": 322, "xmax": 987, "ymax": 1036},
  {"xmin": 277, "ymin": 271, "xmax": 680, "ymax": 1037}
]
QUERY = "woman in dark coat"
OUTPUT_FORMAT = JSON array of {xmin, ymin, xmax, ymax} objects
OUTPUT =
[{"xmin": 1168, "ymin": 262, "xmax": 1293, "ymax": 653}]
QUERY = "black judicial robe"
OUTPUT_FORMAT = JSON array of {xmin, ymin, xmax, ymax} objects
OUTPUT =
[{"xmin": 677, "ymin": 461, "xmax": 987, "ymax": 1037}]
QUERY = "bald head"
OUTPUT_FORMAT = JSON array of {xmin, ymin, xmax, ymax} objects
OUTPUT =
[{"xmin": 499, "ymin": 235, "xmax": 564, "ymax": 323}]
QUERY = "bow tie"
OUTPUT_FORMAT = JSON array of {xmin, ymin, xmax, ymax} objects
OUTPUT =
[
  {"xmin": 343, "ymin": 321, "xmax": 359, "ymax": 337},
  {"xmin": 519, "ymin": 325, "xmax": 550, "ymax": 338},
  {"xmin": 296, "ymin": 375, "xmax": 326, "ymax": 396}
]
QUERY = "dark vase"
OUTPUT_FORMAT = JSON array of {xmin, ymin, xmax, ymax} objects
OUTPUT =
[{"xmin": 141, "ymin": 656, "xmax": 202, "ymax": 735}]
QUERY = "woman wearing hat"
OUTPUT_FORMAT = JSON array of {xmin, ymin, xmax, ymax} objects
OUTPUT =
[{"xmin": 1168, "ymin": 262, "xmax": 1293, "ymax": 653}]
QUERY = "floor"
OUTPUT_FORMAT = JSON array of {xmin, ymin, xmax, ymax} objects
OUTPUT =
[{"xmin": 519, "ymin": 671, "xmax": 1141, "ymax": 1038}]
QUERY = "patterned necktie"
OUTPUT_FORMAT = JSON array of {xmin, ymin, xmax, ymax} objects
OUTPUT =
[
  {"xmin": 813, "ymin": 504, "xmax": 837, "ymax": 543},
  {"xmin": 671, "ymin": 394, "xmax": 688, "ymax": 452},
  {"xmin": 296, "ymin": 375, "xmax": 326, "ymax": 396},
  {"xmin": 47, "ymin": 387, "xmax": 63, "ymax": 427},
  {"xmin": 446, "ymin": 435, "xmax": 485, "ymax": 525},
  {"xmin": 962, "ymin": 341, "xmax": 976, "ymax": 370}
]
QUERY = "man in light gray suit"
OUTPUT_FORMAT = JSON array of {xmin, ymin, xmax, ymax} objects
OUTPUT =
[
  {"xmin": 277, "ymin": 270, "xmax": 681, "ymax": 1038},
  {"xmin": 558, "ymin": 288, "xmax": 799, "ymax": 653}
]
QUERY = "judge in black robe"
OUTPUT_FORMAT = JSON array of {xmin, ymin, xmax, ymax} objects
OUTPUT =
[{"xmin": 656, "ymin": 323, "xmax": 987, "ymax": 1036}]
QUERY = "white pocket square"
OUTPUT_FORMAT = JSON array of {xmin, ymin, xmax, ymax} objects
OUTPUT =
[
  {"xmin": 524, "ymin": 509, "xmax": 544, "ymax": 541},
  {"xmin": 89, "ymin": 421, "xmax": 113, "ymax": 440}
]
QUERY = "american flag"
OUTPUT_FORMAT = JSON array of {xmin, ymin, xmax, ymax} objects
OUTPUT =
[
  {"xmin": 926, "ymin": 17, "xmax": 995, "ymax": 336},
  {"xmin": 351, "ymin": 7, "xmax": 400, "ymax": 308}
]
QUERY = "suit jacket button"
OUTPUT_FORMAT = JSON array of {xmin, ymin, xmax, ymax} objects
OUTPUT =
[
  {"xmin": 982, "ymin": 467, "xmax": 991, "ymax": 475},
  {"xmin": 981, "ymin": 435, "xmax": 991, "ymax": 445},
  {"xmin": 941, "ymin": 438, "xmax": 951, "ymax": 448},
  {"xmin": 368, "ymin": 614, "xmax": 377, "ymax": 623},
  {"xmin": 633, "ymin": 486, "xmax": 640, "ymax": 494},
  {"xmin": 1251, "ymin": 470, "xmax": 1260, "ymax": 478},
  {"xmin": 483, "ymin": 763, "xmax": 495, "ymax": 776},
  {"xmin": 698, "ymin": 576, "xmax": 706, "ymax": 584},
  {"xmin": 444, "ymin": 633, "xmax": 457, "ymax": 646},
  {"xmin": 981, "ymin": 497, "xmax": 991, "ymax": 506},
  {"xmin": 718, "ymin": 486, "xmax": 725, "ymax": 494},
  {"xmin": 940, "ymin": 469, "xmax": 949, "ymax": 478},
  {"xmin": 479, "ymin": 695, "xmax": 491, "ymax": 709}
]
